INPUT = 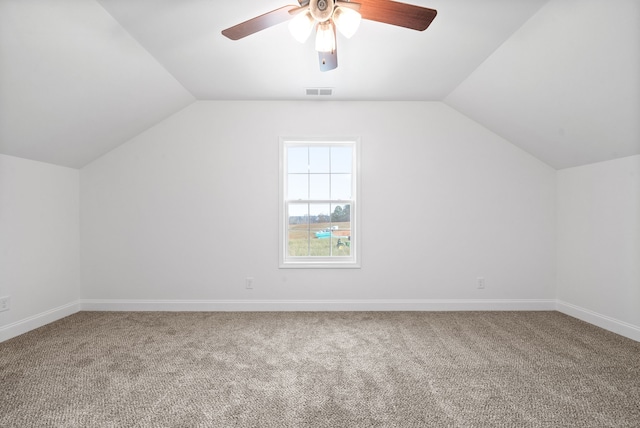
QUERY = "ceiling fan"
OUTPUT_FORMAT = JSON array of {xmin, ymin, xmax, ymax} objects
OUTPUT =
[{"xmin": 222, "ymin": 0, "xmax": 437, "ymax": 72}]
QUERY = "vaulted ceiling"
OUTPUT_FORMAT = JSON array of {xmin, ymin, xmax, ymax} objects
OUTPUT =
[{"xmin": 1, "ymin": 0, "xmax": 638, "ymax": 169}]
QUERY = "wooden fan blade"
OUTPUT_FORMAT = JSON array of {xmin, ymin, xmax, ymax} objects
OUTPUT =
[
  {"xmin": 336, "ymin": 1, "xmax": 362, "ymax": 11},
  {"xmin": 358, "ymin": 0, "xmax": 437, "ymax": 31},
  {"xmin": 222, "ymin": 5, "xmax": 300, "ymax": 40},
  {"xmin": 288, "ymin": 6, "xmax": 308, "ymax": 15}
]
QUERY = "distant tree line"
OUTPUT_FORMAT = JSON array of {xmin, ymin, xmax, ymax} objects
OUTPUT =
[
  {"xmin": 289, "ymin": 204, "xmax": 350, "ymax": 225},
  {"xmin": 330, "ymin": 204, "xmax": 350, "ymax": 222}
]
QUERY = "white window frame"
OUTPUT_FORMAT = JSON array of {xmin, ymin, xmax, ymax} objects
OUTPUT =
[{"xmin": 279, "ymin": 136, "xmax": 361, "ymax": 269}]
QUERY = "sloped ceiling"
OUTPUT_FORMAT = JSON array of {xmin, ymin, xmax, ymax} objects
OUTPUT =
[
  {"xmin": 0, "ymin": 0, "xmax": 638, "ymax": 169},
  {"xmin": 446, "ymin": 0, "xmax": 640, "ymax": 169},
  {"xmin": 0, "ymin": 0, "xmax": 195, "ymax": 168}
]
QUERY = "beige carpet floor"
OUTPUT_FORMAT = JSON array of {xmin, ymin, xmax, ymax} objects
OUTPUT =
[{"xmin": 1, "ymin": 311, "xmax": 639, "ymax": 427}]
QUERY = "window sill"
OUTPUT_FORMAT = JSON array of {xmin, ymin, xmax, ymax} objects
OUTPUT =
[{"xmin": 279, "ymin": 260, "xmax": 361, "ymax": 269}]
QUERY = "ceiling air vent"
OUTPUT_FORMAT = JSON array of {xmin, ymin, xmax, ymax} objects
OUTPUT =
[{"xmin": 306, "ymin": 88, "xmax": 333, "ymax": 96}]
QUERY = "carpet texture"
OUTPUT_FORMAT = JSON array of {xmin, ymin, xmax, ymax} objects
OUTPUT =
[{"xmin": 1, "ymin": 311, "xmax": 639, "ymax": 427}]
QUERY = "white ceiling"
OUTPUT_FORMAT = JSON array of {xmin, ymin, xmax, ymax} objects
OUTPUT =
[{"xmin": 0, "ymin": 0, "xmax": 638, "ymax": 169}]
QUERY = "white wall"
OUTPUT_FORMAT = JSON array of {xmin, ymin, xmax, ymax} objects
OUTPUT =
[
  {"xmin": 557, "ymin": 155, "xmax": 640, "ymax": 340},
  {"xmin": 80, "ymin": 101, "xmax": 556, "ymax": 309},
  {"xmin": 0, "ymin": 154, "xmax": 80, "ymax": 341},
  {"xmin": 3, "ymin": 101, "xmax": 638, "ymax": 341}
]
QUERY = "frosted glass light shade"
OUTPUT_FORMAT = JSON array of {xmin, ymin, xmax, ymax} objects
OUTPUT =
[
  {"xmin": 315, "ymin": 21, "xmax": 335, "ymax": 52},
  {"xmin": 289, "ymin": 10, "xmax": 315, "ymax": 43},
  {"xmin": 333, "ymin": 6, "xmax": 361, "ymax": 38}
]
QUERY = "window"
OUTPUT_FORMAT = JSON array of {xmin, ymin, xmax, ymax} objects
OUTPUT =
[{"xmin": 279, "ymin": 137, "xmax": 360, "ymax": 268}]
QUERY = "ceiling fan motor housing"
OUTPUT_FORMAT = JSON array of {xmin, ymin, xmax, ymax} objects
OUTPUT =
[{"xmin": 310, "ymin": 0, "xmax": 334, "ymax": 22}]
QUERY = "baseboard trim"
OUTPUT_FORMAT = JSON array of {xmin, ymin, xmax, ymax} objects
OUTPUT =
[
  {"xmin": 80, "ymin": 298, "xmax": 556, "ymax": 312},
  {"xmin": 556, "ymin": 300, "xmax": 640, "ymax": 342},
  {"xmin": 4, "ymin": 299, "xmax": 636, "ymax": 343},
  {"xmin": 0, "ymin": 300, "xmax": 81, "ymax": 343}
]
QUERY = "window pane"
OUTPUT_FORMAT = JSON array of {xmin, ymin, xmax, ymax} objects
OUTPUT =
[
  {"xmin": 309, "ymin": 146, "xmax": 330, "ymax": 173},
  {"xmin": 331, "ymin": 146, "xmax": 352, "ymax": 173},
  {"xmin": 309, "ymin": 174, "xmax": 330, "ymax": 199},
  {"xmin": 288, "ymin": 230, "xmax": 310, "ymax": 256},
  {"xmin": 332, "ymin": 235, "xmax": 351, "ymax": 256},
  {"xmin": 309, "ymin": 203, "xmax": 331, "ymax": 225},
  {"xmin": 288, "ymin": 174, "xmax": 308, "ymax": 200},
  {"xmin": 330, "ymin": 203, "xmax": 351, "ymax": 223},
  {"xmin": 310, "ymin": 235, "xmax": 331, "ymax": 256},
  {"xmin": 288, "ymin": 203, "xmax": 309, "ymax": 256},
  {"xmin": 331, "ymin": 204, "xmax": 351, "ymax": 256},
  {"xmin": 331, "ymin": 174, "xmax": 351, "ymax": 200},
  {"xmin": 331, "ymin": 203, "xmax": 351, "ymax": 257},
  {"xmin": 288, "ymin": 202, "xmax": 309, "ymax": 222},
  {"xmin": 309, "ymin": 203, "xmax": 331, "ymax": 256},
  {"xmin": 288, "ymin": 147, "xmax": 308, "ymax": 173}
]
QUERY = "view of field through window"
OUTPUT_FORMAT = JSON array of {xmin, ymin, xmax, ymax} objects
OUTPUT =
[{"xmin": 286, "ymin": 145, "xmax": 353, "ymax": 257}]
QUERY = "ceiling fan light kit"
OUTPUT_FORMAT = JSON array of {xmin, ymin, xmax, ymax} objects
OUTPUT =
[
  {"xmin": 222, "ymin": 0, "xmax": 437, "ymax": 71},
  {"xmin": 289, "ymin": 10, "xmax": 315, "ymax": 43},
  {"xmin": 315, "ymin": 21, "xmax": 336, "ymax": 53},
  {"xmin": 291, "ymin": 2, "xmax": 361, "ymax": 51},
  {"xmin": 332, "ymin": 6, "xmax": 362, "ymax": 39}
]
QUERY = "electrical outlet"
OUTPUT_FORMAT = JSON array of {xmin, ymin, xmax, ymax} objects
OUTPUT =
[
  {"xmin": 245, "ymin": 277, "xmax": 254, "ymax": 289},
  {"xmin": 477, "ymin": 277, "xmax": 485, "ymax": 289},
  {"xmin": 0, "ymin": 296, "xmax": 10, "ymax": 312}
]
